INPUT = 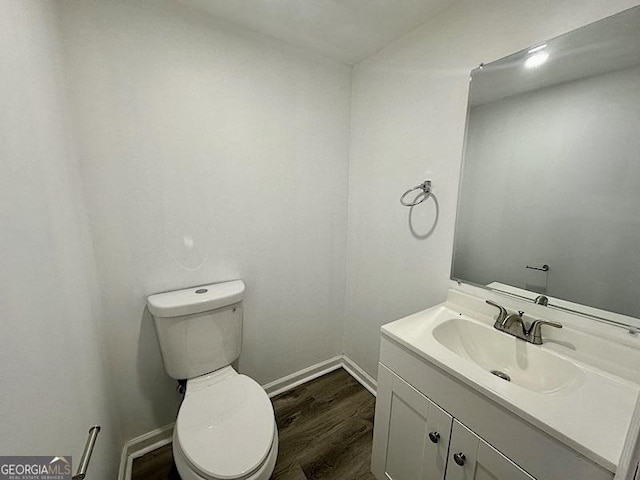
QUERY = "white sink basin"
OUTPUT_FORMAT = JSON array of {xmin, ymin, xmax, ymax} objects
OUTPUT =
[
  {"xmin": 432, "ymin": 318, "xmax": 584, "ymax": 394},
  {"xmin": 379, "ymin": 290, "xmax": 640, "ymax": 472}
]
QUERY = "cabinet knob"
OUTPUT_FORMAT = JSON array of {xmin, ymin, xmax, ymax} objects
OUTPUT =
[
  {"xmin": 428, "ymin": 432, "xmax": 440, "ymax": 443},
  {"xmin": 453, "ymin": 452, "xmax": 466, "ymax": 466}
]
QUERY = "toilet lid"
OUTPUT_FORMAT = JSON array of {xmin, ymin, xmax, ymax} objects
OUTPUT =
[{"xmin": 176, "ymin": 374, "xmax": 275, "ymax": 480}]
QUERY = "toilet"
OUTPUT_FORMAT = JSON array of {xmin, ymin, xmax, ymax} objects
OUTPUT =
[{"xmin": 147, "ymin": 280, "xmax": 278, "ymax": 480}]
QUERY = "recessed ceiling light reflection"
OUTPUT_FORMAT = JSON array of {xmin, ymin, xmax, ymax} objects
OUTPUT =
[
  {"xmin": 525, "ymin": 52, "xmax": 549, "ymax": 69},
  {"xmin": 528, "ymin": 44, "xmax": 547, "ymax": 54}
]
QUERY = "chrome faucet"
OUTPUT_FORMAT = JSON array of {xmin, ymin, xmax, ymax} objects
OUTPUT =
[
  {"xmin": 534, "ymin": 295, "xmax": 549, "ymax": 306},
  {"xmin": 486, "ymin": 300, "xmax": 507, "ymax": 325},
  {"xmin": 501, "ymin": 310, "xmax": 528, "ymax": 337},
  {"xmin": 486, "ymin": 300, "xmax": 562, "ymax": 344},
  {"xmin": 527, "ymin": 319, "xmax": 563, "ymax": 344}
]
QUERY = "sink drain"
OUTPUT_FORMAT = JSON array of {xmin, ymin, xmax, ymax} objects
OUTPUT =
[{"xmin": 490, "ymin": 370, "xmax": 511, "ymax": 382}]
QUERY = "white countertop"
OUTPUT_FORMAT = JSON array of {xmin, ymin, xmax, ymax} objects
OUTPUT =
[{"xmin": 380, "ymin": 292, "xmax": 640, "ymax": 472}]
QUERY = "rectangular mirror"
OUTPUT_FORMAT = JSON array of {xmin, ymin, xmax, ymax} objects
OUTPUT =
[{"xmin": 452, "ymin": 6, "xmax": 640, "ymax": 328}]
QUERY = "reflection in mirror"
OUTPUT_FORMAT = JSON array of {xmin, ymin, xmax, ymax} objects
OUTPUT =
[{"xmin": 452, "ymin": 6, "xmax": 640, "ymax": 325}]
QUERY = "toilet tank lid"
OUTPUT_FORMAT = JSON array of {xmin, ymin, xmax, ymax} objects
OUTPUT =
[{"xmin": 147, "ymin": 280, "xmax": 245, "ymax": 318}]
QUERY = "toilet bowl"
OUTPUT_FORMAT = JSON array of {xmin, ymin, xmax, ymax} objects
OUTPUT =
[
  {"xmin": 147, "ymin": 281, "xmax": 278, "ymax": 480},
  {"xmin": 173, "ymin": 430, "xmax": 278, "ymax": 480},
  {"xmin": 172, "ymin": 367, "xmax": 278, "ymax": 480}
]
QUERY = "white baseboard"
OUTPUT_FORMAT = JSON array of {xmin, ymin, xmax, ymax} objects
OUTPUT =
[
  {"xmin": 342, "ymin": 354, "xmax": 377, "ymax": 397},
  {"xmin": 117, "ymin": 423, "xmax": 174, "ymax": 480},
  {"xmin": 263, "ymin": 355, "xmax": 343, "ymax": 397},
  {"xmin": 118, "ymin": 355, "xmax": 375, "ymax": 480}
]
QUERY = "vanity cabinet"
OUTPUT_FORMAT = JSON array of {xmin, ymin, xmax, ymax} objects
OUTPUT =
[
  {"xmin": 371, "ymin": 365, "xmax": 452, "ymax": 479},
  {"xmin": 372, "ymin": 334, "xmax": 615, "ymax": 480},
  {"xmin": 446, "ymin": 420, "xmax": 533, "ymax": 480},
  {"xmin": 372, "ymin": 365, "xmax": 534, "ymax": 480}
]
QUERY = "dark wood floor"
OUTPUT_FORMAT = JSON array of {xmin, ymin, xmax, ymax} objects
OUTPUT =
[{"xmin": 131, "ymin": 368, "xmax": 377, "ymax": 480}]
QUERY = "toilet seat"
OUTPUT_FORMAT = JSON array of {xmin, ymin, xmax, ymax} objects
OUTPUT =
[{"xmin": 175, "ymin": 367, "xmax": 276, "ymax": 480}]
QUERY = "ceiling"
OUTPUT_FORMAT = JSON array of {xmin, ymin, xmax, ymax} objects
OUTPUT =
[{"xmin": 178, "ymin": 0, "xmax": 457, "ymax": 64}]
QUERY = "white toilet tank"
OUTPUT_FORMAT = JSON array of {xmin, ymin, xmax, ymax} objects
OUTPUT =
[{"xmin": 147, "ymin": 280, "xmax": 245, "ymax": 380}]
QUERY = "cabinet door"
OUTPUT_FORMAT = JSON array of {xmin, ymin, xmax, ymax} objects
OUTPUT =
[
  {"xmin": 372, "ymin": 365, "xmax": 453, "ymax": 480},
  {"xmin": 445, "ymin": 420, "xmax": 535, "ymax": 480}
]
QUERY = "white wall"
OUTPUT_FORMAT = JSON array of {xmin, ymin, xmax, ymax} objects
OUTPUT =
[
  {"xmin": 0, "ymin": 1, "xmax": 117, "ymax": 477},
  {"xmin": 455, "ymin": 65, "xmax": 640, "ymax": 318},
  {"xmin": 55, "ymin": 0, "xmax": 352, "ymax": 443},
  {"xmin": 344, "ymin": 0, "xmax": 640, "ymax": 378}
]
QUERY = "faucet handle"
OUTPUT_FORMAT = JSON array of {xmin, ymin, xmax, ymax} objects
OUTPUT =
[
  {"xmin": 527, "ymin": 319, "xmax": 562, "ymax": 345},
  {"xmin": 486, "ymin": 300, "xmax": 508, "ymax": 324}
]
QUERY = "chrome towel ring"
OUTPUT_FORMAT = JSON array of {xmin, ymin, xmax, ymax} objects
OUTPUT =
[{"xmin": 400, "ymin": 180, "xmax": 432, "ymax": 207}]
